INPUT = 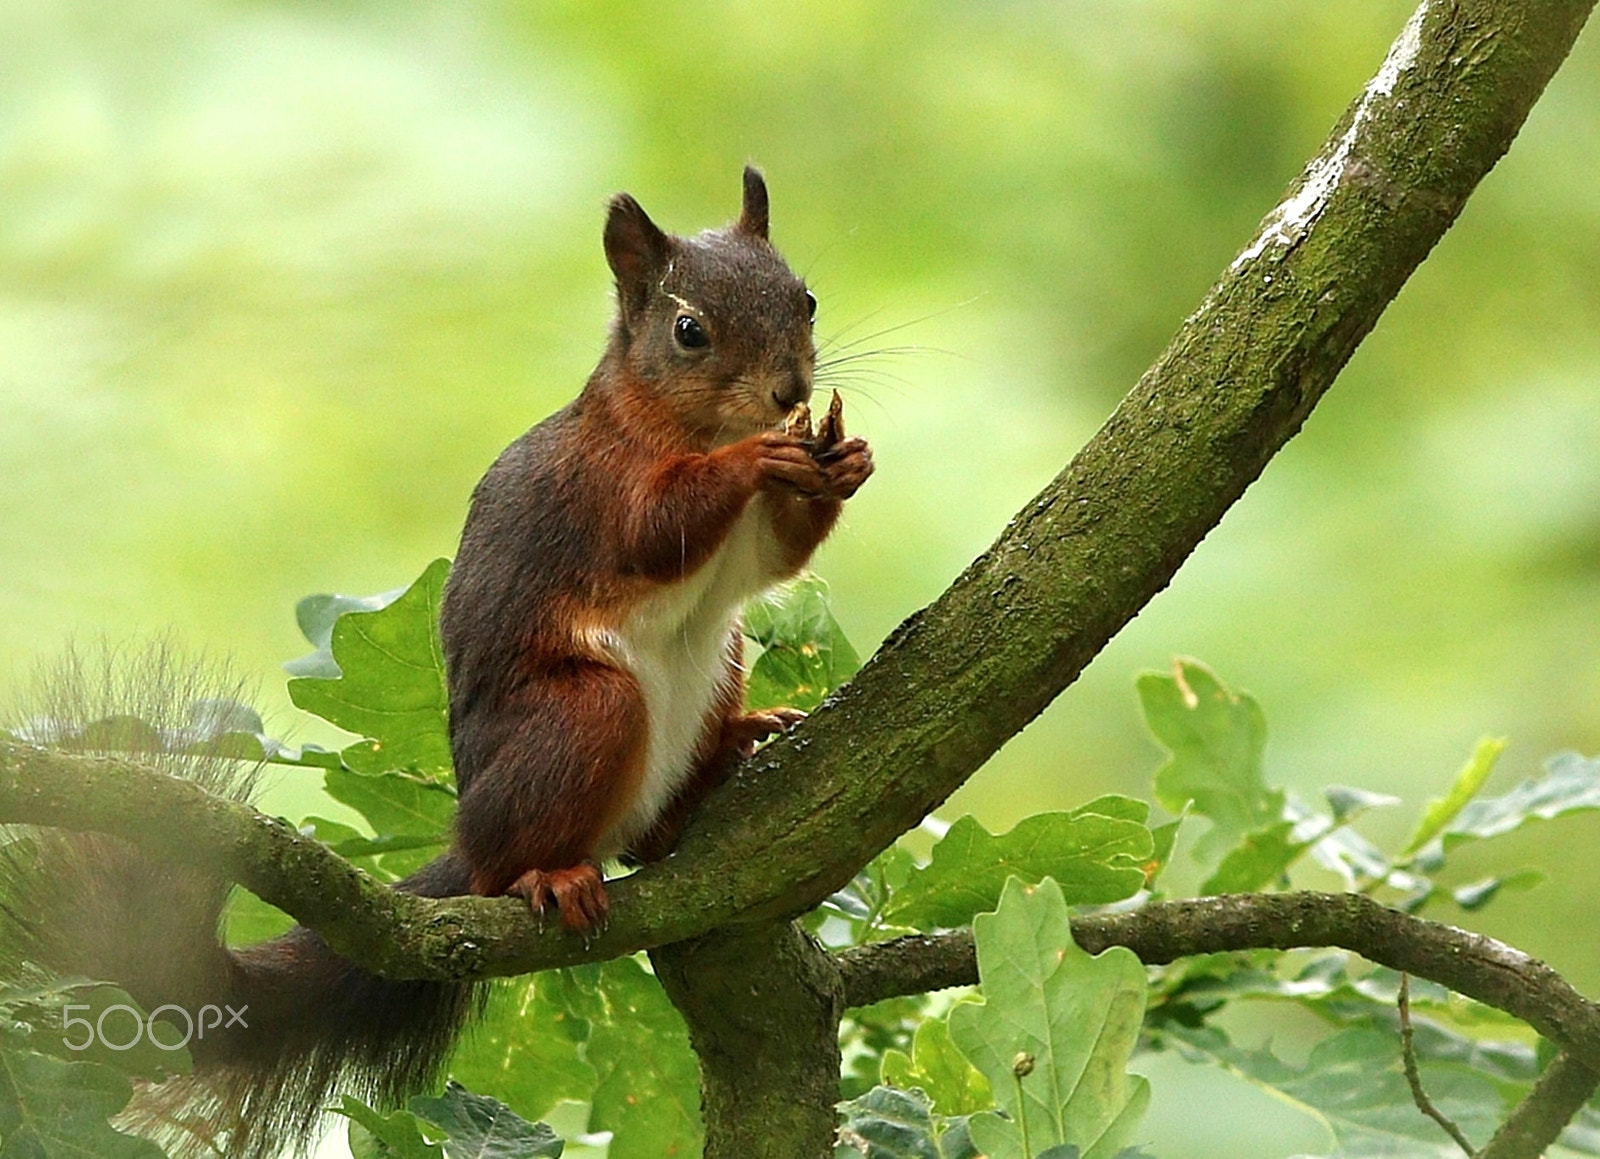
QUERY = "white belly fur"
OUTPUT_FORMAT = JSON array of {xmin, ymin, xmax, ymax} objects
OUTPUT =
[{"xmin": 595, "ymin": 495, "xmax": 787, "ymax": 856}]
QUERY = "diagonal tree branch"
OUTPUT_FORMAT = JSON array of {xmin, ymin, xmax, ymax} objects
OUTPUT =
[
  {"xmin": 1, "ymin": 0, "xmax": 1595, "ymax": 993},
  {"xmin": 1477, "ymin": 1051, "xmax": 1600, "ymax": 1159},
  {"xmin": 656, "ymin": 0, "xmax": 1600, "ymax": 932}
]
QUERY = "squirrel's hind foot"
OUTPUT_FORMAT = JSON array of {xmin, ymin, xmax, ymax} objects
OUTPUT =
[
  {"xmin": 724, "ymin": 707, "xmax": 807, "ymax": 758},
  {"xmin": 507, "ymin": 862, "xmax": 609, "ymax": 931}
]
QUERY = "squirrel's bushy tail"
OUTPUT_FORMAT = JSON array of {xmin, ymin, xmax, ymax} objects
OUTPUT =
[{"xmin": 0, "ymin": 644, "xmax": 484, "ymax": 1159}]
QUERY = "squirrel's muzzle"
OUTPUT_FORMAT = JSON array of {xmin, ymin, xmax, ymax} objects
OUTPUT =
[{"xmin": 770, "ymin": 373, "xmax": 810, "ymax": 411}]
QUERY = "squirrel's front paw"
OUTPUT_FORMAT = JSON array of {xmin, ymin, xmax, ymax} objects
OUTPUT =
[
  {"xmin": 817, "ymin": 437, "xmax": 874, "ymax": 501},
  {"xmin": 806, "ymin": 391, "xmax": 872, "ymax": 501},
  {"xmin": 751, "ymin": 431, "xmax": 829, "ymax": 496}
]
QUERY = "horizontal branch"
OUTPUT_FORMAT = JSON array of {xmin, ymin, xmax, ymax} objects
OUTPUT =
[
  {"xmin": 835, "ymin": 892, "xmax": 1600, "ymax": 1076},
  {"xmin": 834, "ymin": 930, "xmax": 977, "ymax": 1008},
  {"xmin": 0, "ymin": 741, "xmax": 469, "ymax": 977},
  {"xmin": 0, "ymin": 737, "xmax": 782, "ymax": 977}
]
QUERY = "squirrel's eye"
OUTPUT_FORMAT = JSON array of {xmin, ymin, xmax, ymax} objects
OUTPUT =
[
  {"xmin": 674, "ymin": 314, "xmax": 709, "ymax": 350},
  {"xmin": 804, "ymin": 290, "xmax": 818, "ymax": 322}
]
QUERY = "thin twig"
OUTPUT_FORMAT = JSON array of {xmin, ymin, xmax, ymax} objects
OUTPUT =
[{"xmin": 1398, "ymin": 972, "xmax": 1475, "ymax": 1155}]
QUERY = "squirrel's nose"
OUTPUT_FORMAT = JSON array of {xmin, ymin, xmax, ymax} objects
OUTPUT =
[{"xmin": 771, "ymin": 374, "xmax": 810, "ymax": 411}]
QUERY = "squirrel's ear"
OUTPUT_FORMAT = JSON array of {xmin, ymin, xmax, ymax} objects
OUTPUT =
[
  {"xmin": 604, "ymin": 193, "xmax": 671, "ymax": 312},
  {"xmin": 737, "ymin": 166, "xmax": 769, "ymax": 240}
]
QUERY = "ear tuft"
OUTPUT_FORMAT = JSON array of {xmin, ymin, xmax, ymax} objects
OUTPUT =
[
  {"xmin": 604, "ymin": 193, "xmax": 671, "ymax": 312},
  {"xmin": 738, "ymin": 166, "xmax": 769, "ymax": 240}
]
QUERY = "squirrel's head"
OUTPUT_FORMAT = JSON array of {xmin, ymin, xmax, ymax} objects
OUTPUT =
[{"xmin": 603, "ymin": 167, "xmax": 816, "ymax": 443}]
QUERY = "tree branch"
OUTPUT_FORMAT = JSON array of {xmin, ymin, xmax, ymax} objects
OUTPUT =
[
  {"xmin": 655, "ymin": 0, "xmax": 1600, "ymax": 931},
  {"xmin": 1477, "ymin": 1052, "xmax": 1600, "ymax": 1159},
  {"xmin": 835, "ymin": 930, "xmax": 977, "ymax": 1008},
  {"xmin": 0, "ymin": 741, "xmax": 476, "ymax": 978},
  {"xmin": 834, "ymin": 892, "xmax": 1600, "ymax": 1076},
  {"xmin": 1, "ymin": 0, "xmax": 1595, "ymax": 990},
  {"xmin": 652, "ymin": 923, "xmax": 844, "ymax": 1159}
]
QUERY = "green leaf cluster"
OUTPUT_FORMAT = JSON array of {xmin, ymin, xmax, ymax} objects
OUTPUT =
[
  {"xmin": 1155, "ymin": 1024, "xmax": 1506, "ymax": 1158},
  {"xmin": 337, "ymin": 1081, "xmax": 564, "ymax": 1158},
  {"xmin": 881, "ymin": 1018, "xmax": 991, "ymax": 1118},
  {"xmin": 0, "ymin": 1023, "xmax": 166, "ymax": 1159},
  {"xmin": 818, "ymin": 797, "xmax": 1157, "ymax": 949},
  {"xmin": 1126, "ymin": 661, "xmax": 1600, "ymax": 1156},
  {"xmin": 836, "ymin": 1085, "xmax": 976, "ymax": 1159},
  {"xmin": 951, "ymin": 878, "xmax": 1150, "ymax": 1159},
  {"xmin": 340, "ymin": 956, "xmax": 702, "ymax": 1158},
  {"xmin": 840, "ymin": 878, "xmax": 1153, "ymax": 1159},
  {"xmin": 743, "ymin": 574, "xmax": 862, "ymax": 712},
  {"xmin": 1138, "ymin": 949, "xmax": 1592, "ymax": 1156},
  {"xmin": 287, "ymin": 558, "xmax": 454, "ymax": 782},
  {"xmin": 1140, "ymin": 660, "xmax": 1279, "ymax": 865},
  {"xmin": 218, "ymin": 562, "xmax": 458, "ymax": 938},
  {"xmin": 446, "ymin": 958, "xmax": 702, "ymax": 1159},
  {"xmin": 882, "ymin": 798, "xmax": 1154, "ymax": 932},
  {"xmin": 0, "ymin": 982, "xmax": 180, "ymax": 1159},
  {"xmin": 1134, "ymin": 658, "xmax": 1575, "ymax": 914},
  {"xmin": 837, "ymin": 657, "xmax": 1600, "ymax": 1159}
]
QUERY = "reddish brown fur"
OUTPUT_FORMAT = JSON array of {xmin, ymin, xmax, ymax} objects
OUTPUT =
[
  {"xmin": 438, "ymin": 169, "xmax": 872, "ymax": 930},
  {"xmin": 457, "ymin": 660, "xmax": 647, "ymax": 898},
  {"xmin": 448, "ymin": 373, "xmax": 860, "ymax": 928}
]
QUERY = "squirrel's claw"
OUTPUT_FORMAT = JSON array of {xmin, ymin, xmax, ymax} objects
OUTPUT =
[
  {"xmin": 507, "ymin": 863, "xmax": 610, "ymax": 932},
  {"xmin": 724, "ymin": 707, "xmax": 807, "ymax": 758}
]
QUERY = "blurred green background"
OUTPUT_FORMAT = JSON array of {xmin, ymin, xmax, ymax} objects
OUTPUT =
[{"xmin": 3, "ymin": 2, "xmax": 1598, "ymax": 1155}]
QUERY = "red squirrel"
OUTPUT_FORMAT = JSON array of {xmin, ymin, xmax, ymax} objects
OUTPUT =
[
  {"xmin": 440, "ymin": 165, "xmax": 872, "ymax": 928},
  {"xmin": 0, "ymin": 168, "xmax": 870, "ymax": 1158}
]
